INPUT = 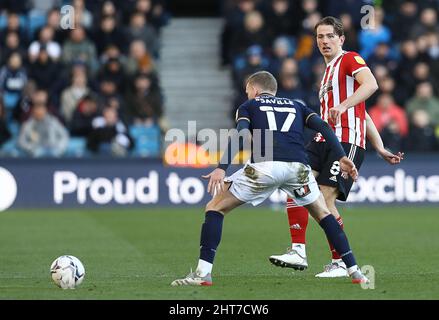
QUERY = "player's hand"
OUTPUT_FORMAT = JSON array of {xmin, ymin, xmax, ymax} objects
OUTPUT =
[
  {"xmin": 329, "ymin": 104, "xmax": 348, "ymax": 125},
  {"xmin": 339, "ymin": 156, "xmax": 358, "ymax": 181},
  {"xmin": 378, "ymin": 149, "xmax": 404, "ymax": 165},
  {"xmin": 202, "ymin": 168, "xmax": 226, "ymax": 196}
]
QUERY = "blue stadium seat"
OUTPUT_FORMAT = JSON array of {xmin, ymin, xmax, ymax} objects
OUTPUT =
[
  {"xmin": 64, "ymin": 137, "xmax": 87, "ymax": 157},
  {"xmin": 0, "ymin": 139, "xmax": 21, "ymax": 157},
  {"xmin": 129, "ymin": 125, "xmax": 161, "ymax": 157},
  {"xmin": 27, "ymin": 12, "xmax": 47, "ymax": 38},
  {"xmin": 3, "ymin": 92, "xmax": 20, "ymax": 110}
]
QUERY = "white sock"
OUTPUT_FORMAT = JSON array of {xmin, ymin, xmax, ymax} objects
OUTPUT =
[
  {"xmin": 347, "ymin": 265, "xmax": 360, "ymax": 276},
  {"xmin": 196, "ymin": 259, "xmax": 213, "ymax": 277},
  {"xmin": 332, "ymin": 258, "xmax": 343, "ymax": 264},
  {"xmin": 292, "ymin": 243, "xmax": 306, "ymax": 257}
]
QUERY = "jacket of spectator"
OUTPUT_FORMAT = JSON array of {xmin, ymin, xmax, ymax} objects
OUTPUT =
[
  {"xmin": 368, "ymin": 94, "xmax": 408, "ymax": 137},
  {"xmin": 87, "ymin": 107, "xmax": 133, "ymax": 156},
  {"xmin": 405, "ymin": 82, "xmax": 439, "ymax": 126},
  {"xmin": 69, "ymin": 94, "xmax": 99, "ymax": 137},
  {"xmin": 62, "ymin": 27, "xmax": 99, "ymax": 75},
  {"xmin": 18, "ymin": 104, "xmax": 69, "ymax": 157}
]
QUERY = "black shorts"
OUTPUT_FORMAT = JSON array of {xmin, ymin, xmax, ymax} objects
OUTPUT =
[{"xmin": 306, "ymin": 141, "xmax": 365, "ymax": 201}]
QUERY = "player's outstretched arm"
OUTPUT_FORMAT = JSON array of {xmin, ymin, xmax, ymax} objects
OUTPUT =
[
  {"xmin": 329, "ymin": 68, "xmax": 378, "ymax": 124},
  {"xmin": 306, "ymin": 114, "xmax": 358, "ymax": 181},
  {"xmin": 365, "ymin": 111, "xmax": 404, "ymax": 164}
]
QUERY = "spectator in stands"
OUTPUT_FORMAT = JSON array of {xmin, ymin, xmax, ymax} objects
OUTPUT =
[
  {"xmin": 395, "ymin": 40, "xmax": 419, "ymax": 97},
  {"xmin": 27, "ymin": 45, "xmax": 61, "ymax": 91},
  {"xmin": 42, "ymin": 8, "xmax": 69, "ymax": 45},
  {"xmin": 410, "ymin": 7, "xmax": 439, "ymax": 39},
  {"xmin": 264, "ymin": 0, "xmax": 302, "ymax": 38},
  {"xmin": 0, "ymin": 31, "xmax": 27, "ymax": 65},
  {"xmin": 0, "ymin": 98, "xmax": 12, "ymax": 148},
  {"xmin": 97, "ymin": 1, "xmax": 122, "ymax": 25},
  {"xmin": 339, "ymin": 12, "xmax": 358, "ymax": 52},
  {"xmin": 276, "ymin": 72, "xmax": 307, "ymax": 101},
  {"xmin": 268, "ymin": 36, "xmax": 294, "ymax": 78},
  {"xmin": 390, "ymin": 0, "xmax": 418, "ymax": 42},
  {"xmin": 28, "ymin": 26, "xmax": 62, "ymax": 63},
  {"xmin": 230, "ymin": 10, "xmax": 272, "ymax": 60},
  {"xmin": 87, "ymin": 106, "xmax": 133, "ymax": 157},
  {"xmin": 61, "ymin": 68, "xmax": 90, "ymax": 124},
  {"xmin": 125, "ymin": 39, "xmax": 156, "ymax": 76},
  {"xmin": 92, "ymin": 15, "xmax": 126, "ymax": 56},
  {"xmin": 412, "ymin": 62, "xmax": 438, "ymax": 93},
  {"xmin": 368, "ymin": 93, "xmax": 408, "ymax": 152},
  {"xmin": 234, "ymin": 45, "xmax": 268, "ymax": 88},
  {"xmin": 18, "ymin": 91, "xmax": 69, "ymax": 157},
  {"xmin": 294, "ymin": 11, "xmax": 322, "ymax": 83},
  {"xmin": 72, "ymin": 0, "xmax": 93, "ymax": 30},
  {"xmin": 405, "ymin": 82, "xmax": 439, "ymax": 127},
  {"xmin": 97, "ymin": 77, "xmax": 126, "ymax": 119},
  {"xmin": 97, "ymin": 56, "xmax": 127, "ymax": 93},
  {"xmin": 0, "ymin": 12, "xmax": 28, "ymax": 46},
  {"xmin": 221, "ymin": 0, "xmax": 256, "ymax": 66},
  {"xmin": 358, "ymin": 7, "xmax": 391, "ymax": 59},
  {"xmin": 367, "ymin": 42, "xmax": 397, "ymax": 74},
  {"xmin": 406, "ymin": 109, "xmax": 438, "ymax": 152},
  {"xmin": 0, "ymin": 52, "xmax": 27, "ymax": 112},
  {"xmin": 62, "ymin": 27, "xmax": 99, "ymax": 75},
  {"xmin": 125, "ymin": 72, "xmax": 163, "ymax": 125},
  {"xmin": 135, "ymin": 0, "xmax": 170, "ymax": 32},
  {"xmin": 70, "ymin": 93, "xmax": 100, "ymax": 137},
  {"xmin": 126, "ymin": 11, "xmax": 159, "ymax": 58}
]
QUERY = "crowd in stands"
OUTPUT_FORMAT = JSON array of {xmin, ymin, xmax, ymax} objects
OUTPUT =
[
  {"xmin": 221, "ymin": 0, "xmax": 439, "ymax": 152},
  {"xmin": 0, "ymin": 0, "xmax": 169, "ymax": 158}
]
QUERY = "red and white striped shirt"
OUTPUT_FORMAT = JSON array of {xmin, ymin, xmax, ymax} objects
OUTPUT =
[{"xmin": 315, "ymin": 50, "xmax": 369, "ymax": 149}]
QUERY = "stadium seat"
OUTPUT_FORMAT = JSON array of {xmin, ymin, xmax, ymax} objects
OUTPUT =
[
  {"xmin": 27, "ymin": 12, "xmax": 47, "ymax": 38},
  {"xmin": 64, "ymin": 137, "xmax": 87, "ymax": 157},
  {"xmin": 0, "ymin": 139, "xmax": 21, "ymax": 157},
  {"xmin": 3, "ymin": 92, "xmax": 20, "ymax": 110},
  {"xmin": 129, "ymin": 125, "xmax": 161, "ymax": 157}
]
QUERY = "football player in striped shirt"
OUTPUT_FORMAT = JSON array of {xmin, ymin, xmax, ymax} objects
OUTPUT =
[{"xmin": 269, "ymin": 16, "xmax": 404, "ymax": 277}]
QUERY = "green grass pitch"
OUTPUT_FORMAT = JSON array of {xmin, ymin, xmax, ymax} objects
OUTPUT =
[{"xmin": 0, "ymin": 206, "xmax": 438, "ymax": 299}]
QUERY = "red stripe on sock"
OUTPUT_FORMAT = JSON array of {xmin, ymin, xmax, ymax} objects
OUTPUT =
[{"xmin": 286, "ymin": 198, "xmax": 309, "ymax": 244}]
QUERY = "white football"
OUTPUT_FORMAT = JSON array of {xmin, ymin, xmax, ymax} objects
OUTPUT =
[{"xmin": 50, "ymin": 255, "xmax": 85, "ymax": 289}]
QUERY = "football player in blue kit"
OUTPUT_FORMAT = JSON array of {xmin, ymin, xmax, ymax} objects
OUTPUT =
[{"xmin": 171, "ymin": 71, "xmax": 369, "ymax": 286}]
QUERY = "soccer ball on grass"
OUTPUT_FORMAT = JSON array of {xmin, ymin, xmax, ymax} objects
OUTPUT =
[{"xmin": 50, "ymin": 255, "xmax": 85, "ymax": 289}]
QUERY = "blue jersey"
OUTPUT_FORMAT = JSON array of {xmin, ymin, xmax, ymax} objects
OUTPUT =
[{"xmin": 236, "ymin": 94, "xmax": 317, "ymax": 164}]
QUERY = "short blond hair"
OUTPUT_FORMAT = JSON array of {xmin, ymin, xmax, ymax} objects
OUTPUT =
[{"xmin": 246, "ymin": 71, "xmax": 277, "ymax": 93}]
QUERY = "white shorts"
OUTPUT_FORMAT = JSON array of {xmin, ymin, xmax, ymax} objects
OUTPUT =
[{"xmin": 224, "ymin": 161, "xmax": 320, "ymax": 206}]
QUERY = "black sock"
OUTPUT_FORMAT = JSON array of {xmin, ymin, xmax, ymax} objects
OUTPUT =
[
  {"xmin": 199, "ymin": 210, "xmax": 224, "ymax": 264},
  {"xmin": 319, "ymin": 215, "xmax": 357, "ymax": 268}
]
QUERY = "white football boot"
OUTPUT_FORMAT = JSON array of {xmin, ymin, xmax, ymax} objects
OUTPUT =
[
  {"xmin": 171, "ymin": 269, "xmax": 213, "ymax": 286},
  {"xmin": 269, "ymin": 247, "xmax": 308, "ymax": 271},
  {"xmin": 315, "ymin": 260, "xmax": 349, "ymax": 278}
]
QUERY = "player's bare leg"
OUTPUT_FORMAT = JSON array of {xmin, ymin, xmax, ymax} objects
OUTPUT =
[
  {"xmin": 315, "ymin": 185, "xmax": 349, "ymax": 278},
  {"xmin": 171, "ymin": 183, "xmax": 244, "ymax": 286},
  {"xmin": 304, "ymin": 194, "xmax": 368, "ymax": 284}
]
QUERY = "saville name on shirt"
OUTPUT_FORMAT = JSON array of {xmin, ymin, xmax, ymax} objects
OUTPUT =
[{"xmin": 254, "ymin": 97, "xmax": 294, "ymax": 105}]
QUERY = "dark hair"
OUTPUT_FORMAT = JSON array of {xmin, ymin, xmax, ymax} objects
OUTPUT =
[
  {"xmin": 314, "ymin": 16, "xmax": 344, "ymax": 37},
  {"xmin": 246, "ymin": 71, "xmax": 278, "ymax": 93}
]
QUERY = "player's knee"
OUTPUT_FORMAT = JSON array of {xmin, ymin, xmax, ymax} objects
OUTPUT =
[{"xmin": 205, "ymin": 200, "xmax": 225, "ymax": 214}]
